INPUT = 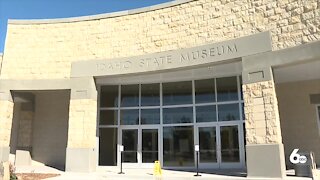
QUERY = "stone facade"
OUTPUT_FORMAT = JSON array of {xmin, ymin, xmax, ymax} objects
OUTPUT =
[
  {"xmin": 67, "ymin": 99, "xmax": 97, "ymax": 148},
  {"xmin": 243, "ymin": 80, "xmax": 282, "ymax": 144},
  {"xmin": 0, "ymin": 0, "xmax": 319, "ymax": 176},
  {"xmin": 0, "ymin": 100, "xmax": 14, "ymax": 147},
  {"xmin": 0, "ymin": 99, "xmax": 15, "ymax": 164},
  {"xmin": 2, "ymin": 0, "xmax": 320, "ymax": 79}
]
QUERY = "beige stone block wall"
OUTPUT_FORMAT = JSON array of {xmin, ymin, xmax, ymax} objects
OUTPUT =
[
  {"xmin": 67, "ymin": 99, "xmax": 97, "ymax": 148},
  {"xmin": 0, "ymin": 101, "xmax": 14, "ymax": 147},
  {"xmin": 243, "ymin": 80, "xmax": 282, "ymax": 144},
  {"xmin": 276, "ymin": 79, "xmax": 320, "ymax": 165},
  {"xmin": 2, "ymin": 0, "xmax": 320, "ymax": 79}
]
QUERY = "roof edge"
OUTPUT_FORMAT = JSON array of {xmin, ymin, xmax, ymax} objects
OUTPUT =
[{"xmin": 8, "ymin": 0, "xmax": 195, "ymax": 25}]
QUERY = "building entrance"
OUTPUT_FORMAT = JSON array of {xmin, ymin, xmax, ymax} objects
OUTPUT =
[
  {"xmin": 98, "ymin": 74, "xmax": 245, "ymax": 169},
  {"xmin": 196, "ymin": 123, "xmax": 243, "ymax": 169},
  {"xmin": 120, "ymin": 127, "xmax": 159, "ymax": 167}
]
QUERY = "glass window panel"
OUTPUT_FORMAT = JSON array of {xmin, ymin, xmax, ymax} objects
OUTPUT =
[
  {"xmin": 163, "ymin": 126, "xmax": 194, "ymax": 167},
  {"xmin": 196, "ymin": 105, "xmax": 216, "ymax": 122},
  {"xmin": 122, "ymin": 129, "xmax": 138, "ymax": 163},
  {"xmin": 99, "ymin": 128, "xmax": 117, "ymax": 165},
  {"xmin": 163, "ymin": 107, "xmax": 193, "ymax": 124},
  {"xmin": 141, "ymin": 84, "xmax": 160, "ymax": 106},
  {"xmin": 100, "ymin": 85, "xmax": 118, "ymax": 107},
  {"xmin": 120, "ymin": 109, "xmax": 139, "ymax": 125},
  {"xmin": 100, "ymin": 110, "xmax": 118, "ymax": 125},
  {"xmin": 121, "ymin": 84, "xmax": 139, "ymax": 107},
  {"xmin": 216, "ymin": 77, "xmax": 238, "ymax": 102},
  {"xmin": 142, "ymin": 129, "xmax": 158, "ymax": 163},
  {"xmin": 195, "ymin": 79, "xmax": 215, "ymax": 103},
  {"xmin": 220, "ymin": 126, "xmax": 240, "ymax": 162},
  {"xmin": 218, "ymin": 103, "xmax": 240, "ymax": 121},
  {"xmin": 199, "ymin": 127, "xmax": 217, "ymax": 163},
  {"xmin": 141, "ymin": 109, "xmax": 160, "ymax": 124},
  {"xmin": 163, "ymin": 81, "xmax": 192, "ymax": 105}
]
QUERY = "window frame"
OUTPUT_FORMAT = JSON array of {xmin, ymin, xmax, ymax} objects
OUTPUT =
[{"xmin": 316, "ymin": 104, "xmax": 320, "ymax": 136}]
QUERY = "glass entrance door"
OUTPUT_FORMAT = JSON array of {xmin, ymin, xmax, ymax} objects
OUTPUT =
[
  {"xmin": 197, "ymin": 124, "xmax": 243, "ymax": 169},
  {"xmin": 122, "ymin": 129, "xmax": 138, "ymax": 163},
  {"xmin": 219, "ymin": 125, "xmax": 241, "ymax": 168},
  {"xmin": 142, "ymin": 129, "xmax": 159, "ymax": 163},
  {"xmin": 121, "ymin": 128, "xmax": 159, "ymax": 167},
  {"xmin": 198, "ymin": 126, "xmax": 219, "ymax": 168},
  {"xmin": 220, "ymin": 125, "xmax": 240, "ymax": 163}
]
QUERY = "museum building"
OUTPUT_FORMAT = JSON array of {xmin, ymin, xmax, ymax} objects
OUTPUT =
[{"xmin": 0, "ymin": 0, "xmax": 319, "ymax": 178}]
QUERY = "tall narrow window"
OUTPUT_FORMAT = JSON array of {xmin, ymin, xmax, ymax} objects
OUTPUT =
[{"xmin": 99, "ymin": 128, "xmax": 118, "ymax": 165}]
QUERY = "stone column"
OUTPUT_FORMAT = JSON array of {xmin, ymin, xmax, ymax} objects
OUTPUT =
[
  {"xmin": 65, "ymin": 77, "xmax": 97, "ymax": 172},
  {"xmin": 242, "ymin": 67, "xmax": 286, "ymax": 178},
  {"xmin": 0, "ymin": 92, "xmax": 14, "ymax": 162}
]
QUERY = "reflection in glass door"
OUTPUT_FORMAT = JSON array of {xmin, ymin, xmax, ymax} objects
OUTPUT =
[
  {"xmin": 220, "ymin": 125, "xmax": 240, "ymax": 164},
  {"xmin": 122, "ymin": 129, "xmax": 138, "ymax": 163},
  {"xmin": 121, "ymin": 128, "xmax": 159, "ymax": 166},
  {"xmin": 163, "ymin": 126, "xmax": 194, "ymax": 167},
  {"xmin": 198, "ymin": 125, "xmax": 241, "ymax": 168},
  {"xmin": 142, "ymin": 129, "xmax": 159, "ymax": 163},
  {"xmin": 199, "ymin": 127, "xmax": 218, "ymax": 165}
]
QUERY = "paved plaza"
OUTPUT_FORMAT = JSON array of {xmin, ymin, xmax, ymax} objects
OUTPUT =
[{"xmin": 15, "ymin": 166, "xmax": 313, "ymax": 180}]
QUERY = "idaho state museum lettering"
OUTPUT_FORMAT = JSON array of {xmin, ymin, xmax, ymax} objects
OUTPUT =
[{"xmin": 96, "ymin": 43, "xmax": 237, "ymax": 71}]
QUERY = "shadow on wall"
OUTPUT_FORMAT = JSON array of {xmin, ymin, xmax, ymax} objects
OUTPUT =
[
  {"xmin": 276, "ymin": 79, "xmax": 320, "ymax": 169},
  {"xmin": 10, "ymin": 90, "xmax": 70, "ymax": 171}
]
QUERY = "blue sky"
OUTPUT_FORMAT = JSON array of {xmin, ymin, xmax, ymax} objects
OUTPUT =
[{"xmin": 0, "ymin": 0, "xmax": 172, "ymax": 53}]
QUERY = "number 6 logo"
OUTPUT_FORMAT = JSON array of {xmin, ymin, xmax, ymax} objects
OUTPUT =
[{"xmin": 290, "ymin": 149, "xmax": 307, "ymax": 164}]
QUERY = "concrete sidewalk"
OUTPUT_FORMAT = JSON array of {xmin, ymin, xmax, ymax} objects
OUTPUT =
[{"xmin": 41, "ymin": 167, "xmax": 312, "ymax": 180}]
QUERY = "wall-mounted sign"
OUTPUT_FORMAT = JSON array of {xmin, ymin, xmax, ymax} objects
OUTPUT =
[{"xmin": 71, "ymin": 32, "xmax": 271, "ymax": 77}]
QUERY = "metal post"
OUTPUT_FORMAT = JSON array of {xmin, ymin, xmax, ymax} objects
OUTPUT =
[
  {"xmin": 118, "ymin": 151, "xmax": 124, "ymax": 174},
  {"xmin": 194, "ymin": 151, "xmax": 201, "ymax": 176}
]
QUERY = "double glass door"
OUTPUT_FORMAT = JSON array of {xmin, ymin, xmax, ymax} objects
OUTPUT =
[
  {"xmin": 197, "ymin": 124, "xmax": 243, "ymax": 169},
  {"xmin": 121, "ymin": 127, "xmax": 159, "ymax": 167}
]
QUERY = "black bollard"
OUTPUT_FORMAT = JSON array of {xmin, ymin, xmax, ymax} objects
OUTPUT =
[
  {"xmin": 194, "ymin": 151, "xmax": 201, "ymax": 177},
  {"xmin": 118, "ymin": 151, "xmax": 124, "ymax": 174}
]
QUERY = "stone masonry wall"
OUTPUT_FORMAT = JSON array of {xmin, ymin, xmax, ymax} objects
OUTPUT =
[
  {"xmin": 67, "ymin": 99, "xmax": 97, "ymax": 148},
  {"xmin": 243, "ymin": 80, "xmax": 282, "ymax": 144},
  {"xmin": 0, "ymin": 101, "xmax": 14, "ymax": 147},
  {"xmin": 2, "ymin": 0, "xmax": 320, "ymax": 79}
]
